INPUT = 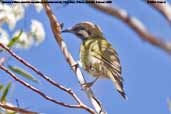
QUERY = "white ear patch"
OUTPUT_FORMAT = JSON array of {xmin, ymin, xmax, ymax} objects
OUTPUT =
[{"xmin": 78, "ymin": 30, "xmax": 89, "ymax": 38}]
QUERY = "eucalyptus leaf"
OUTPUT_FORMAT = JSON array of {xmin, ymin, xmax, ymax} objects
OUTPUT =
[
  {"xmin": 8, "ymin": 66, "xmax": 39, "ymax": 83},
  {"xmin": 0, "ymin": 82, "xmax": 12, "ymax": 103},
  {"xmin": 7, "ymin": 30, "xmax": 23, "ymax": 48},
  {"xmin": 0, "ymin": 84, "xmax": 3, "ymax": 91}
]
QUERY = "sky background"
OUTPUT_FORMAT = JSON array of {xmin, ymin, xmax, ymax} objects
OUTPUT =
[{"xmin": 1, "ymin": 0, "xmax": 171, "ymax": 114}]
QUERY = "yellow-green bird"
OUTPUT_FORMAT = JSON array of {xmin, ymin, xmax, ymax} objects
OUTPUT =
[{"xmin": 62, "ymin": 21, "xmax": 127, "ymax": 99}]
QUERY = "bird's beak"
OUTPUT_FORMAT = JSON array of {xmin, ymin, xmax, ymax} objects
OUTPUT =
[{"xmin": 61, "ymin": 28, "xmax": 73, "ymax": 33}]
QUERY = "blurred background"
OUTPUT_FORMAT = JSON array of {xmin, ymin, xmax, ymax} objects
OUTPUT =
[{"xmin": 0, "ymin": 0, "xmax": 171, "ymax": 114}]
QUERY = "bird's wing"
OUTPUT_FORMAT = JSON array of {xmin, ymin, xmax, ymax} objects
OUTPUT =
[
  {"xmin": 90, "ymin": 40, "xmax": 122, "ymax": 79},
  {"xmin": 91, "ymin": 39, "xmax": 127, "ymax": 99}
]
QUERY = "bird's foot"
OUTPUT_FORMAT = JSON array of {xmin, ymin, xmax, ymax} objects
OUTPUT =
[
  {"xmin": 71, "ymin": 61, "xmax": 82, "ymax": 70},
  {"xmin": 81, "ymin": 82, "xmax": 94, "ymax": 89},
  {"xmin": 71, "ymin": 62, "xmax": 80, "ymax": 71},
  {"xmin": 81, "ymin": 77, "xmax": 98, "ymax": 89},
  {"xmin": 60, "ymin": 22, "xmax": 64, "ymax": 29},
  {"xmin": 71, "ymin": 63, "xmax": 79, "ymax": 69}
]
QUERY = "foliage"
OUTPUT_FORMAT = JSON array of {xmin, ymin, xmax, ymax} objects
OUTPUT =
[{"xmin": 8, "ymin": 66, "xmax": 39, "ymax": 83}]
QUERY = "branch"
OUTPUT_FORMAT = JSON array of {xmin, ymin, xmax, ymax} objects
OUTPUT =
[
  {"xmin": 0, "ymin": 57, "xmax": 6, "ymax": 65},
  {"xmin": 0, "ymin": 43, "xmax": 81, "ymax": 105},
  {"xmin": 42, "ymin": 1, "xmax": 106, "ymax": 114},
  {"xmin": 87, "ymin": 1, "xmax": 171, "ymax": 53},
  {"xmin": 0, "ymin": 103, "xmax": 38, "ymax": 114},
  {"xmin": 0, "ymin": 65, "xmax": 83, "ymax": 109},
  {"xmin": 145, "ymin": 0, "xmax": 171, "ymax": 22},
  {"xmin": 0, "ymin": 43, "xmax": 95, "ymax": 114}
]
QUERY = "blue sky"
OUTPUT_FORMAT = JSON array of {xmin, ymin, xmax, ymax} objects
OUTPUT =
[{"xmin": 1, "ymin": 0, "xmax": 171, "ymax": 114}]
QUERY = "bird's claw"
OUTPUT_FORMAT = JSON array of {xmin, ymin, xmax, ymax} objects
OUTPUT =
[
  {"xmin": 81, "ymin": 82, "xmax": 94, "ymax": 89},
  {"xmin": 71, "ymin": 63, "xmax": 79, "ymax": 70},
  {"xmin": 81, "ymin": 77, "xmax": 98, "ymax": 90},
  {"xmin": 60, "ymin": 22, "xmax": 64, "ymax": 29}
]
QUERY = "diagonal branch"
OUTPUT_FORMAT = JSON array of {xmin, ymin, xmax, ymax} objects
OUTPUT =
[
  {"xmin": 87, "ymin": 1, "xmax": 171, "ymax": 53},
  {"xmin": 0, "ymin": 57, "xmax": 6, "ymax": 65},
  {"xmin": 0, "ymin": 64, "xmax": 96, "ymax": 113},
  {"xmin": 0, "ymin": 43, "xmax": 95, "ymax": 114},
  {"xmin": 0, "ymin": 65, "xmax": 81, "ymax": 109},
  {"xmin": 42, "ymin": 1, "xmax": 106, "ymax": 114},
  {"xmin": 144, "ymin": 0, "xmax": 171, "ymax": 22},
  {"xmin": 0, "ymin": 103, "xmax": 38, "ymax": 114},
  {"xmin": 0, "ymin": 43, "xmax": 81, "ymax": 105}
]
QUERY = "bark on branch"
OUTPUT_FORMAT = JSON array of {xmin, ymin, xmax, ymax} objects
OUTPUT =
[
  {"xmin": 0, "ymin": 103, "xmax": 38, "ymax": 114},
  {"xmin": 0, "ymin": 43, "xmax": 82, "ymax": 105},
  {"xmin": 0, "ymin": 64, "xmax": 81, "ymax": 108},
  {"xmin": 145, "ymin": 0, "xmax": 171, "ymax": 22},
  {"xmin": 87, "ymin": 1, "xmax": 171, "ymax": 53}
]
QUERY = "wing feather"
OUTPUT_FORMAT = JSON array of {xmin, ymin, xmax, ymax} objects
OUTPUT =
[{"xmin": 90, "ymin": 39, "xmax": 127, "ymax": 99}]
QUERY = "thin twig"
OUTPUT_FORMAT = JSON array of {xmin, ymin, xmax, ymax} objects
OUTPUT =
[
  {"xmin": 88, "ymin": 1, "xmax": 171, "ymax": 53},
  {"xmin": 0, "ymin": 65, "xmax": 83, "ymax": 109},
  {"xmin": 144, "ymin": 0, "xmax": 171, "ymax": 22},
  {"xmin": 0, "ymin": 43, "xmax": 95, "ymax": 114},
  {"xmin": 0, "ymin": 103, "xmax": 38, "ymax": 114},
  {"xmin": 42, "ymin": 1, "xmax": 105, "ymax": 114},
  {"xmin": 0, "ymin": 43, "xmax": 81, "ymax": 105},
  {"xmin": 0, "ymin": 57, "xmax": 6, "ymax": 65}
]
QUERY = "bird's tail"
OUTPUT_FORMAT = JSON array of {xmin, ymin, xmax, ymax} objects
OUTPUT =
[
  {"xmin": 109, "ymin": 71, "xmax": 128, "ymax": 100},
  {"xmin": 117, "ymin": 88, "xmax": 128, "ymax": 100}
]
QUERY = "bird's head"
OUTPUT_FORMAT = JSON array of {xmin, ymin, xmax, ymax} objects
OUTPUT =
[{"xmin": 62, "ymin": 21, "xmax": 103, "ymax": 40}]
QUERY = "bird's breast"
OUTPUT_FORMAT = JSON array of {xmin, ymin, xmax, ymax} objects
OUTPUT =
[{"xmin": 80, "ymin": 39, "xmax": 106, "ymax": 77}]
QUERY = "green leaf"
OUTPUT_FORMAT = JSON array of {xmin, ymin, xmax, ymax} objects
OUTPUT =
[
  {"xmin": 8, "ymin": 66, "xmax": 39, "ymax": 84},
  {"xmin": 0, "ymin": 82, "xmax": 12, "ymax": 103},
  {"xmin": 0, "ymin": 84, "xmax": 4, "ymax": 91},
  {"xmin": 7, "ymin": 30, "xmax": 23, "ymax": 48}
]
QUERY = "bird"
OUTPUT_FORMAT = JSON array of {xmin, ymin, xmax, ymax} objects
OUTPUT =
[{"xmin": 62, "ymin": 21, "xmax": 127, "ymax": 99}]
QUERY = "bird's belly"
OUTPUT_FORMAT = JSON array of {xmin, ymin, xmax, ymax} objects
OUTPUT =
[{"xmin": 80, "ymin": 55, "xmax": 108, "ymax": 79}]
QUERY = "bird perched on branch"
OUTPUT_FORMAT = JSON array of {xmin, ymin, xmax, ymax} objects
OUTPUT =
[{"xmin": 62, "ymin": 21, "xmax": 127, "ymax": 99}]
